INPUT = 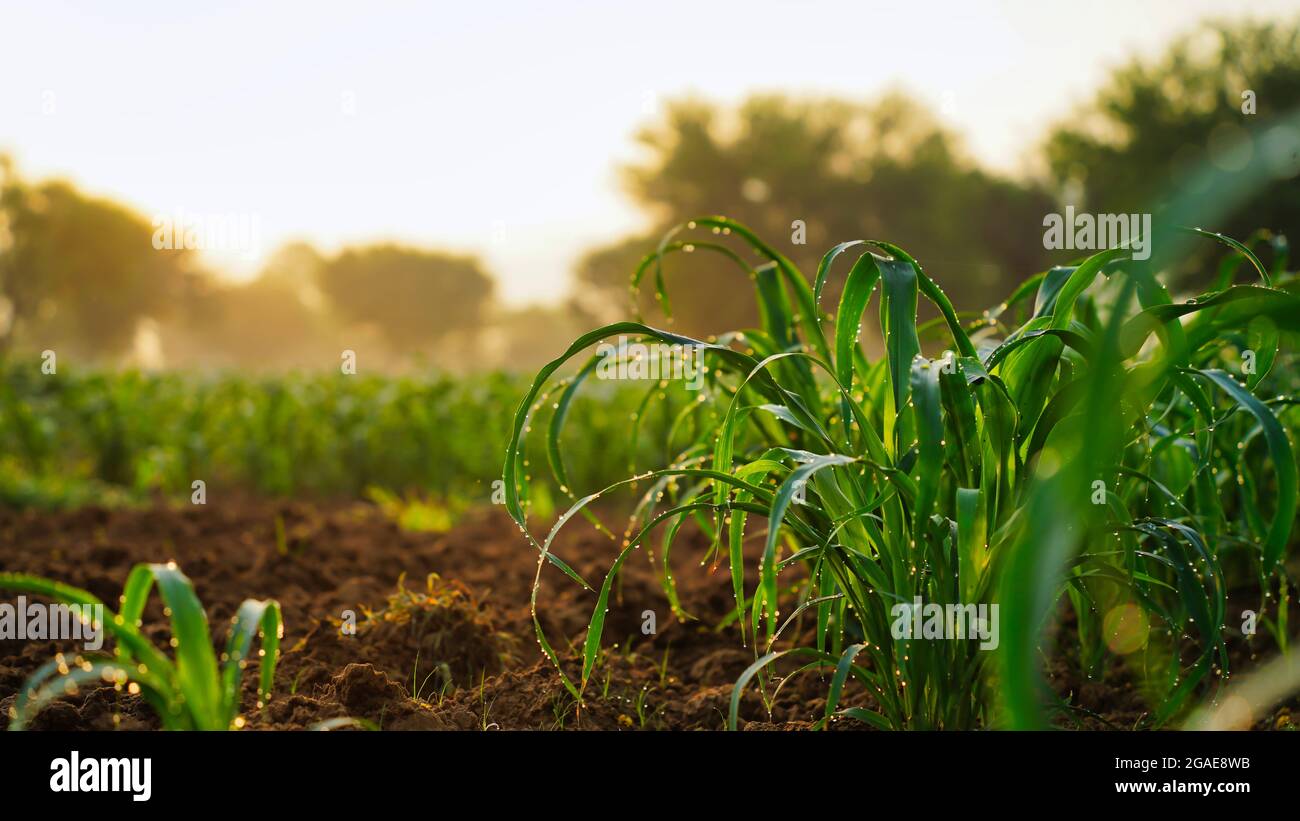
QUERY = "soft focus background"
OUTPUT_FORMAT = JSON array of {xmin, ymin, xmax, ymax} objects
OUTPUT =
[{"xmin": 0, "ymin": 3, "xmax": 1297, "ymax": 506}]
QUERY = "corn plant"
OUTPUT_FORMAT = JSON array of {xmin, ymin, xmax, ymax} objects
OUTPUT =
[
  {"xmin": 505, "ymin": 216, "xmax": 1298, "ymax": 729},
  {"xmin": 0, "ymin": 563, "xmax": 281, "ymax": 730}
]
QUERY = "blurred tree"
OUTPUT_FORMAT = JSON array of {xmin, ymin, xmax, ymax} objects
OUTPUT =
[
  {"xmin": 482, "ymin": 303, "xmax": 588, "ymax": 371},
  {"xmin": 258, "ymin": 241, "xmax": 326, "ymax": 296},
  {"xmin": 316, "ymin": 244, "xmax": 494, "ymax": 355},
  {"xmin": 574, "ymin": 93, "xmax": 1056, "ymax": 339},
  {"xmin": 0, "ymin": 156, "xmax": 190, "ymax": 357},
  {"xmin": 1044, "ymin": 19, "xmax": 1300, "ymax": 279},
  {"xmin": 163, "ymin": 249, "xmax": 336, "ymax": 371}
]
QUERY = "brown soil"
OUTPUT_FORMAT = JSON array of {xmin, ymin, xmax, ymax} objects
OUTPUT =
[
  {"xmin": 0, "ymin": 500, "xmax": 865, "ymax": 730},
  {"xmin": 0, "ymin": 500, "xmax": 1290, "ymax": 731}
]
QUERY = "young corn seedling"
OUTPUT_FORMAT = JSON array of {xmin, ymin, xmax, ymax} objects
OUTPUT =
[
  {"xmin": 505, "ymin": 216, "xmax": 1298, "ymax": 729},
  {"xmin": 0, "ymin": 562, "xmax": 281, "ymax": 730}
]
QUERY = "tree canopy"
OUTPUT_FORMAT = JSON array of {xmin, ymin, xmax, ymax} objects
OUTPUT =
[
  {"xmin": 0, "ymin": 158, "xmax": 191, "ymax": 356},
  {"xmin": 315, "ymin": 244, "xmax": 494, "ymax": 353},
  {"xmin": 1043, "ymin": 19, "xmax": 1300, "ymax": 278},
  {"xmin": 576, "ymin": 93, "xmax": 1056, "ymax": 339}
]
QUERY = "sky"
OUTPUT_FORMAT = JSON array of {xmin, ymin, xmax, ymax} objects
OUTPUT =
[{"xmin": 2, "ymin": 0, "xmax": 1297, "ymax": 306}]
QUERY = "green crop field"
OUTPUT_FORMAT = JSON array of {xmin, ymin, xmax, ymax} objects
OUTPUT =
[{"xmin": 0, "ymin": 365, "xmax": 659, "ymax": 511}]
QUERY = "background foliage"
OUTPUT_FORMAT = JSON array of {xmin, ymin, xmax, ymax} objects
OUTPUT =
[{"xmin": 0, "ymin": 20, "xmax": 1294, "ymax": 370}]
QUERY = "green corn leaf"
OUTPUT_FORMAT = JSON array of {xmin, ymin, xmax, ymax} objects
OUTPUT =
[
  {"xmin": 1196, "ymin": 369, "xmax": 1297, "ymax": 572},
  {"xmin": 221, "ymin": 598, "xmax": 282, "ymax": 724}
]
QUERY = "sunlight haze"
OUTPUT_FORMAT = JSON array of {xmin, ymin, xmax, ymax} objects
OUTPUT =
[{"xmin": 3, "ymin": 0, "xmax": 1294, "ymax": 304}]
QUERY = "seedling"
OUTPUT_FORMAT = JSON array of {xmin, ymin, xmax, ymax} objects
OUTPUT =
[{"xmin": 1, "ymin": 562, "xmax": 281, "ymax": 730}]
